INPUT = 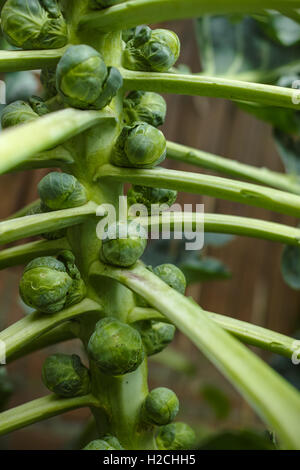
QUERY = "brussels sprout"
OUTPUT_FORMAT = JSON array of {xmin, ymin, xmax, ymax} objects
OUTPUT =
[
  {"xmin": 128, "ymin": 185, "xmax": 177, "ymax": 212},
  {"xmin": 111, "ymin": 122, "xmax": 166, "ymax": 168},
  {"xmin": 1, "ymin": 0, "xmax": 68, "ymax": 50},
  {"xmin": 123, "ymin": 26, "xmax": 180, "ymax": 72},
  {"xmin": 19, "ymin": 253, "xmax": 86, "ymax": 314},
  {"xmin": 38, "ymin": 172, "xmax": 88, "ymax": 210},
  {"xmin": 142, "ymin": 387, "xmax": 179, "ymax": 425},
  {"xmin": 56, "ymin": 45, "xmax": 123, "ymax": 110},
  {"xmin": 1, "ymin": 101, "xmax": 38, "ymax": 129},
  {"xmin": 122, "ymin": 28, "xmax": 136, "ymax": 43},
  {"xmin": 84, "ymin": 435, "xmax": 124, "ymax": 450},
  {"xmin": 1, "ymin": 97, "xmax": 49, "ymax": 129},
  {"xmin": 156, "ymin": 422, "xmax": 196, "ymax": 450},
  {"xmin": 42, "ymin": 353, "xmax": 91, "ymax": 398},
  {"xmin": 133, "ymin": 320, "xmax": 175, "ymax": 356},
  {"xmin": 124, "ymin": 91, "xmax": 167, "ymax": 127},
  {"xmin": 153, "ymin": 264, "xmax": 186, "ymax": 295},
  {"xmin": 88, "ymin": 317, "xmax": 145, "ymax": 376},
  {"xmin": 100, "ymin": 222, "xmax": 147, "ymax": 267}
]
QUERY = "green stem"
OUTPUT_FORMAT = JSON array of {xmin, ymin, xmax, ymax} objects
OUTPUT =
[
  {"xmin": 0, "ymin": 48, "xmax": 65, "ymax": 72},
  {"xmin": 0, "ymin": 109, "xmax": 115, "ymax": 174},
  {"xmin": 122, "ymin": 69, "xmax": 300, "ymax": 110},
  {"xmin": 98, "ymin": 164, "xmax": 300, "ymax": 218},
  {"xmin": 0, "ymin": 394, "xmax": 99, "ymax": 436},
  {"xmin": 8, "ymin": 321, "xmax": 80, "ymax": 363},
  {"xmin": 129, "ymin": 306, "xmax": 299, "ymax": 358},
  {"xmin": 78, "ymin": 0, "xmax": 300, "ymax": 32},
  {"xmin": 137, "ymin": 212, "xmax": 300, "ymax": 246},
  {"xmin": 166, "ymin": 141, "xmax": 300, "ymax": 194},
  {"xmin": 0, "ymin": 201, "xmax": 97, "ymax": 245},
  {"xmin": 3, "ymin": 147, "xmax": 75, "ymax": 173},
  {"xmin": 95, "ymin": 261, "xmax": 300, "ymax": 450},
  {"xmin": 0, "ymin": 238, "xmax": 70, "ymax": 269},
  {"xmin": 0, "ymin": 298, "xmax": 102, "ymax": 361}
]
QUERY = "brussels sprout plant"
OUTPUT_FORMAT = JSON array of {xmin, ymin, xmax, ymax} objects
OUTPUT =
[{"xmin": 0, "ymin": 0, "xmax": 300, "ymax": 452}]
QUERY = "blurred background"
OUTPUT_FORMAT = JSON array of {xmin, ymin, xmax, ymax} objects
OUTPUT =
[{"xmin": 0, "ymin": 17, "xmax": 300, "ymax": 450}]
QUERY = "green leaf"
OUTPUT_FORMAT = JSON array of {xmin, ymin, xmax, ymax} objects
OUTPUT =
[
  {"xmin": 195, "ymin": 15, "xmax": 300, "ymax": 81},
  {"xmin": 180, "ymin": 256, "xmax": 231, "ymax": 285},
  {"xmin": 281, "ymin": 245, "xmax": 300, "ymax": 289},
  {"xmin": 198, "ymin": 429, "xmax": 277, "ymax": 450},
  {"xmin": 200, "ymin": 383, "xmax": 231, "ymax": 420},
  {"xmin": 257, "ymin": 12, "xmax": 300, "ymax": 47}
]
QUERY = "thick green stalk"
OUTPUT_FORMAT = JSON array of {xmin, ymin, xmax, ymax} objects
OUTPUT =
[
  {"xmin": 129, "ymin": 307, "xmax": 299, "ymax": 358},
  {"xmin": 0, "ymin": 201, "xmax": 97, "ymax": 245},
  {"xmin": 98, "ymin": 164, "xmax": 300, "ymax": 218},
  {"xmin": 8, "ymin": 321, "xmax": 79, "ymax": 363},
  {"xmin": 122, "ymin": 69, "xmax": 300, "ymax": 110},
  {"xmin": 78, "ymin": 0, "xmax": 300, "ymax": 32},
  {"xmin": 0, "ymin": 298, "xmax": 102, "ymax": 361},
  {"xmin": 0, "ymin": 394, "xmax": 99, "ymax": 436},
  {"xmin": 0, "ymin": 48, "xmax": 65, "ymax": 72},
  {"xmin": 95, "ymin": 261, "xmax": 300, "ymax": 450},
  {"xmin": 138, "ymin": 212, "xmax": 300, "ymax": 246},
  {"xmin": 0, "ymin": 109, "xmax": 115, "ymax": 174},
  {"xmin": 166, "ymin": 141, "xmax": 300, "ymax": 194},
  {"xmin": 0, "ymin": 238, "xmax": 70, "ymax": 269}
]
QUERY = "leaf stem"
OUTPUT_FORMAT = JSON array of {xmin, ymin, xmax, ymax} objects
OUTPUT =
[
  {"xmin": 98, "ymin": 164, "xmax": 300, "ymax": 218},
  {"xmin": 0, "ymin": 298, "xmax": 102, "ymax": 362},
  {"xmin": 78, "ymin": 0, "xmax": 300, "ymax": 32},
  {"xmin": 129, "ymin": 306, "xmax": 298, "ymax": 358},
  {"xmin": 137, "ymin": 212, "xmax": 300, "ymax": 246},
  {"xmin": 122, "ymin": 69, "xmax": 300, "ymax": 110},
  {"xmin": 166, "ymin": 141, "xmax": 300, "ymax": 194},
  {"xmin": 0, "ymin": 394, "xmax": 99, "ymax": 436},
  {"xmin": 0, "ymin": 109, "xmax": 115, "ymax": 175},
  {"xmin": 0, "ymin": 201, "xmax": 97, "ymax": 245},
  {"xmin": 95, "ymin": 261, "xmax": 300, "ymax": 450},
  {"xmin": 0, "ymin": 48, "xmax": 65, "ymax": 72},
  {"xmin": 0, "ymin": 238, "xmax": 70, "ymax": 269}
]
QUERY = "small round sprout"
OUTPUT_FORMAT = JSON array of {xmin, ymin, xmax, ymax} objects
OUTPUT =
[
  {"xmin": 100, "ymin": 222, "xmax": 147, "ymax": 267},
  {"xmin": 38, "ymin": 172, "xmax": 88, "ymax": 210},
  {"xmin": 56, "ymin": 45, "xmax": 123, "ymax": 110},
  {"xmin": 83, "ymin": 435, "xmax": 123, "ymax": 450},
  {"xmin": 19, "ymin": 254, "xmax": 86, "ymax": 314},
  {"xmin": 142, "ymin": 387, "xmax": 179, "ymax": 425},
  {"xmin": 123, "ymin": 26, "xmax": 180, "ymax": 72},
  {"xmin": 111, "ymin": 122, "xmax": 167, "ymax": 168},
  {"xmin": 88, "ymin": 317, "xmax": 145, "ymax": 376},
  {"xmin": 1, "ymin": 0, "xmax": 68, "ymax": 50},
  {"xmin": 128, "ymin": 185, "xmax": 177, "ymax": 212},
  {"xmin": 153, "ymin": 264, "xmax": 186, "ymax": 295},
  {"xmin": 42, "ymin": 353, "xmax": 91, "ymax": 398},
  {"xmin": 1, "ymin": 101, "xmax": 39, "ymax": 129},
  {"xmin": 124, "ymin": 91, "xmax": 167, "ymax": 127},
  {"xmin": 156, "ymin": 422, "xmax": 196, "ymax": 450},
  {"xmin": 1, "ymin": 97, "xmax": 49, "ymax": 129},
  {"xmin": 133, "ymin": 320, "xmax": 175, "ymax": 356}
]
